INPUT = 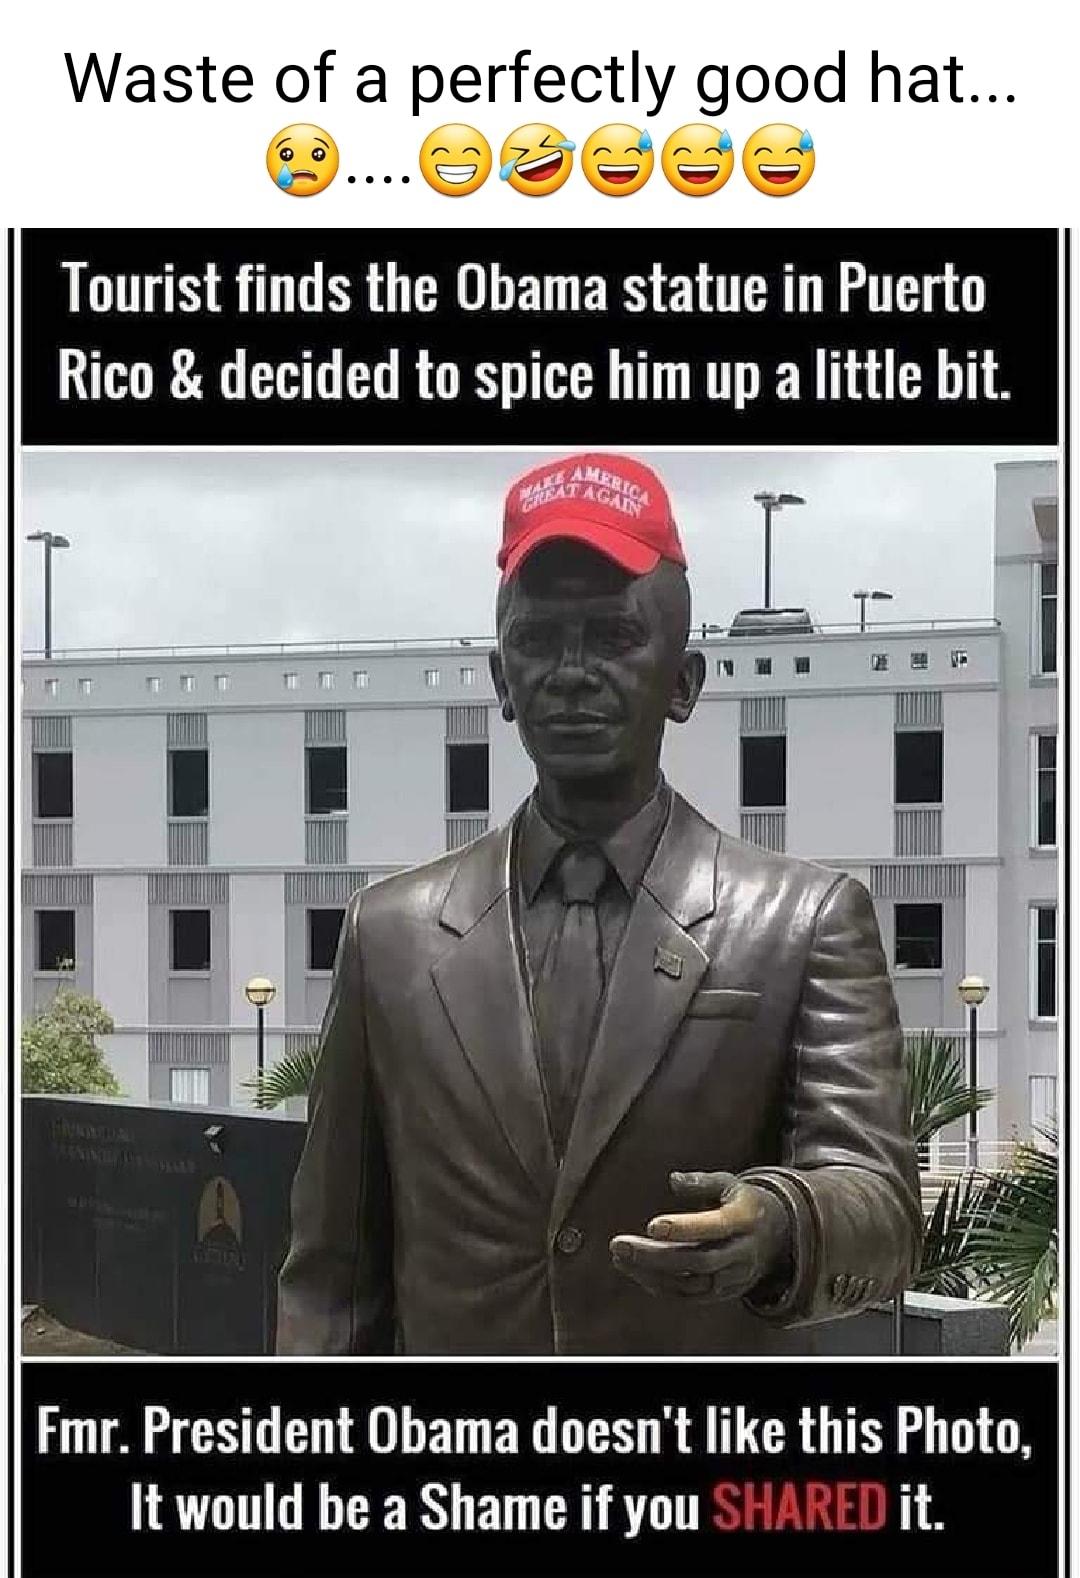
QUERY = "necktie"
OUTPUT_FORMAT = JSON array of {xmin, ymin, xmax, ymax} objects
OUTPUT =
[{"xmin": 533, "ymin": 845, "xmax": 609, "ymax": 1157}]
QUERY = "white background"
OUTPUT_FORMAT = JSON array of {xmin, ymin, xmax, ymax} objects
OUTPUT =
[{"xmin": 0, "ymin": 0, "xmax": 1077, "ymax": 228}]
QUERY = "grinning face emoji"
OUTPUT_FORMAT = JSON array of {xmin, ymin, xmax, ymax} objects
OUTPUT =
[
  {"xmin": 266, "ymin": 124, "xmax": 340, "ymax": 196},
  {"xmin": 418, "ymin": 124, "xmax": 492, "ymax": 196},
  {"xmin": 581, "ymin": 124, "xmax": 654, "ymax": 196},
  {"xmin": 661, "ymin": 123, "xmax": 735, "ymax": 197},
  {"xmin": 499, "ymin": 123, "xmax": 575, "ymax": 196},
  {"xmin": 742, "ymin": 124, "xmax": 815, "ymax": 196}
]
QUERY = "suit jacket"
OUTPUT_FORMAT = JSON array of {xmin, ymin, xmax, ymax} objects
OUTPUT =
[{"xmin": 276, "ymin": 791, "xmax": 922, "ymax": 1355}]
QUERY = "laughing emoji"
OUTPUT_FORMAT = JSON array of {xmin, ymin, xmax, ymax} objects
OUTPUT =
[
  {"xmin": 499, "ymin": 123, "xmax": 575, "ymax": 196},
  {"xmin": 266, "ymin": 124, "xmax": 339, "ymax": 197},
  {"xmin": 581, "ymin": 123, "xmax": 654, "ymax": 197},
  {"xmin": 419, "ymin": 124, "xmax": 492, "ymax": 196},
  {"xmin": 661, "ymin": 124, "xmax": 735, "ymax": 197},
  {"xmin": 742, "ymin": 124, "xmax": 815, "ymax": 196}
]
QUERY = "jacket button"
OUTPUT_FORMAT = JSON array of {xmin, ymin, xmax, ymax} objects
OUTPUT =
[{"xmin": 555, "ymin": 1225, "xmax": 584, "ymax": 1256}]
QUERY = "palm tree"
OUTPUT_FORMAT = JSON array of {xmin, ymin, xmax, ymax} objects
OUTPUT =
[{"xmin": 244, "ymin": 1040, "xmax": 317, "ymax": 1110}]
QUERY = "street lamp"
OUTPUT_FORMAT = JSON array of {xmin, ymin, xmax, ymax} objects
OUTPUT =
[
  {"xmin": 26, "ymin": 531, "xmax": 71, "ymax": 658},
  {"xmin": 958, "ymin": 975, "xmax": 990, "ymax": 1169},
  {"xmin": 752, "ymin": 492, "xmax": 805, "ymax": 609},
  {"xmin": 852, "ymin": 588, "xmax": 893, "ymax": 632},
  {"xmin": 244, "ymin": 976, "xmax": 277, "ymax": 1082}
]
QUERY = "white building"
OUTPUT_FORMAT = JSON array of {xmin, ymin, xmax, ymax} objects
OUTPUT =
[{"xmin": 21, "ymin": 461, "xmax": 1059, "ymax": 1152}]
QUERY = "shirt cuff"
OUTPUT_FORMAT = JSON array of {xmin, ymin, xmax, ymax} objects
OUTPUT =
[{"xmin": 738, "ymin": 1166, "xmax": 822, "ymax": 1323}]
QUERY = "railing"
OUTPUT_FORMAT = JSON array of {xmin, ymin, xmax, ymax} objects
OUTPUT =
[
  {"xmin": 31, "ymin": 820, "xmax": 72, "ymax": 867},
  {"xmin": 895, "ymin": 806, "xmax": 942, "ymax": 857},
  {"xmin": 922, "ymin": 1139, "xmax": 1019, "ymax": 1175},
  {"xmin": 22, "ymin": 619, "xmax": 1001, "ymax": 664},
  {"xmin": 740, "ymin": 810, "xmax": 786, "ymax": 852},
  {"xmin": 305, "ymin": 816, "xmax": 347, "ymax": 866},
  {"xmin": 167, "ymin": 819, "xmax": 208, "ymax": 867},
  {"xmin": 446, "ymin": 814, "xmax": 489, "ymax": 851}
]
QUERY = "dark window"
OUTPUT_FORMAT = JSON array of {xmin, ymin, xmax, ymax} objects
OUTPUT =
[
  {"xmin": 871, "ymin": 653, "xmax": 888, "ymax": 672},
  {"xmin": 1035, "ymin": 906, "xmax": 1056, "ymax": 1018},
  {"xmin": 36, "ymin": 910, "xmax": 75, "ymax": 971},
  {"xmin": 895, "ymin": 903, "xmax": 942, "ymax": 970},
  {"xmin": 308, "ymin": 907, "xmax": 345, "ymax": 971},
  {"xmin": 910, "ymin": 651, "xmax": 928, "ymax": 670},
  {"xmin": 34, "ymin": 751, "xmax": 72, "ymax": 819},
  {"xmin": 895, "ymin": 730, "xmax": 943, "ymax": 803},
  {"xmin": 718, "ymin": 659, "xmax": 734, "ymax": 678},
  {"xmin": 754, "ymin": 657, "xmax": 772, "ymax": 676},
  {"xmin": 794, "ymin": 656, "xmax": 810, "ymax": 675},
  {"xmin": 1040, "ymin": 561, "xmax": 1057, "ymax": 674},
  {"xmin": 306, "ymin": 746, "xmax": 347, "ymax": 814},
  {"xmin": 171, "ymin": 909, "xmax": 211, "ymax": 971},
  {"xmin": 168, "ymin": 749, "xmax": 209, "ymax": 817},
  {"xmin": 447, "ymin": 742, "xmax": 489, "ymax": 813},
  {"xmin": 741, "ymin": 735, "xmax": 786, "ymax": 808},
  {"xmin": 1036, "ymin": 734, "xmax": 1056, "ymax": 847}
]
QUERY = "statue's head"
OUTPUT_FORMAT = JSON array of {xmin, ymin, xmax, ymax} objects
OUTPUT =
[{"xmin": 490, "ymin": 454, "xmax": 705, "ymax": 784}]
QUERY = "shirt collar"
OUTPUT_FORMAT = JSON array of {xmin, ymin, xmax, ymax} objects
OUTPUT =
[{"xmin": 518, "ymin": 776, "xmax": 672, "ymax": 905}]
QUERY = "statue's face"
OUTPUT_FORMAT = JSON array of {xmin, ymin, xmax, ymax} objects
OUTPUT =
[{"xmin": 493, "ymin": 542, "xmax": 696, "ymax": 781}]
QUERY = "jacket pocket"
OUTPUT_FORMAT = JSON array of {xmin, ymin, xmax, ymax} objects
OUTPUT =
[{"xmin": 686, "ymin": 988, "xmax": 761, "ymax": 1021}]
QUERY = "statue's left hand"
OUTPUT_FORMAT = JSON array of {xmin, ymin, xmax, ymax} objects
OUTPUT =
[{"xmin": 609, "ymin": 1171, "xmax": 792, "ymax": 1301}]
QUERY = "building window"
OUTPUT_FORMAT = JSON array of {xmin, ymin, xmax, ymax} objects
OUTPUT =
[
  {"xmin": 353, "ymin": 670, "xmax": 369, "ymax": 689},
  {"xmin": 424, "ymin": 668, "xmax": 441, "ymax": 687},
  {"xmin": 1038, "ymin": 561, "xmax": 1057, "ymax": 675},
  {"xmin": 317, "ymin": 671, "xmax": 335, "ymax": 690},
  {"xmin": 284, "ymin": 672, "xmax": 298, "ymax": 691},
  {"xmin": 910, "ymin": 651, "xmax": 928, "ymax": 671},
  {"xmin": 460, "ymin": 666, "xmax": 476, "ymax": 687},
  {"xmin": 78, "ymin": 677, "xmax": 93, "ymax": 695},
  {"xmin": 1031, "ymin": 906, "xmax": 1057, "ymax": 1020},
  {"xmin": 214, "ymin": 674, "xmax": 230, "ymax": 693},
  {"xmin": 168, "ymin": 748, "xmax": 209, "ymax": 818},
  {"xmin": 1033, "ymin": 734, "xmax": 1057, "ymax": 848},
  {"xmin": 33, "ymin": 751, "xmax": 73, "ymax": 819},
  {"xmin": 146, "ymin": 676, "xmax": 161, "ymax": 693},
  {"xmin": 871, "ymin": 653, "xmax": 888, "ymax": 672},
  {"xmin": 306, "ymin": 745, "xmax": 347, "ymax": 814},
  {"xmin": 44, "ymin": 677, "xmax": 59, "ymax": 696},
  {"xmin": 794, "ymin": 656, "xmax": 810, "ymax": 676},
  {"xmin": 169, "ymin": 1067, "xmax": 210, "ymax": 1106},
  {"xmin": 447, "ymin": 742, "xmax": 490, "ymax": 813},
  {"xmin": 718, "ymin": 659, "xmax": 734, "ymax": 678},
  {"xmin": 740, "ymin": 735, "xmax": 786, "ymax": 809},
  {"xmin": 754, "ymin": 657, "xmax": 772, "ymax": 677},
  {"xmin": 179, "ymin": 674, "xmax": 194, "ymax": 693},
  {"xmin": 950, "ymin": 649, "xmax": 968, "ymax": 669},
  {"xmin": 895, "ymin": 729, "xmax": 943, "ymax": 804},
  {"xmin": 1029, "ymin": 1075, "xmax": 1057, "ymax": 1139},
  {"xmin": 307, "ymin": 907, "xmax": 346, "ymax": 971},
  {"xmin": 36, "ymin": 910, "xmax": 75, "ymax": 972},
  {"xmin": 894, "ymin": 902, "xmax": 942, "ymax": 970},
  {"xmin": 170, "ymin": 909, "xmax": 211, "ymax": 972}
]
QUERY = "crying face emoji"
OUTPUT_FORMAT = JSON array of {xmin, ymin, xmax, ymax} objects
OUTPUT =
[
  {"xmin": 266, "ymin": 124, "xmax": 340, "ymax": 197},
  {"xmin": 661, "ymin": 124, "xmax": 735, "ymax": 197},
  {"xmin": 582, "ymin": 124, "xmax": 654, "ymax": 196},
  {"xmin": 499, "ymin": 124, "xmax": 575, "ymax": 196}
]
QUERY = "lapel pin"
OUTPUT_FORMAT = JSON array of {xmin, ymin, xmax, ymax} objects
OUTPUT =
[{"xmin": 654, "ymin": 944, "xmax": 683, "ymax": 979}]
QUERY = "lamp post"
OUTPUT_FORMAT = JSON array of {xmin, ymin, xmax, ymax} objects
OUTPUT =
[
  {"xmin": 958, "ymin": 975, "xmax": 990, "ymax": 1169},
  {"xmin": 753, "ymin": 492, "xmax": 805, "ymax": 609},
  {"xmin": 244, "ymin": 976, "xmax": 277, "ymax": 1084},
  {"xmin": 26, "ymin": 531, "xmax": 71, "ymax": 658},
  {"xmin": 852, "ymin": 588, "xmax": 893, "ymax": 632}
]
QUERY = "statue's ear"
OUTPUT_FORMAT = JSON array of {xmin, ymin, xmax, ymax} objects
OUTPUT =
[
  {"xmin": 489, "ymin": 649, "xmax": 515, "ymax": 722},
  {"xmin": 668, "ymin": 649, "xmax": 706, "ymax": 725}
]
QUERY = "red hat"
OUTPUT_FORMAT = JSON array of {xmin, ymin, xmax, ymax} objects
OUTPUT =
[{"xmin": 498, "ymin": 452, "xmax": 686, "ymax": 580}]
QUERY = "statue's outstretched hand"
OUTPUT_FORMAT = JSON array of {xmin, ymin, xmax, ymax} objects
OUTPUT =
[{"xmin": 609, "ymin": 1170, "xmax": 792, "ymax": 1301}]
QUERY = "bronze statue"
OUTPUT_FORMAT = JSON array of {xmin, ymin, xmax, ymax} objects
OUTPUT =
[{"xmin": 277, "ymin": 452, "xmax": 921, "ymax": 1354}]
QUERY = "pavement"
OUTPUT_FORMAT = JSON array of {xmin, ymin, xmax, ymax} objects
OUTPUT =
[{"xmin": 21, "ymin": 1306, "xmax": 147, "ymax": 1357}]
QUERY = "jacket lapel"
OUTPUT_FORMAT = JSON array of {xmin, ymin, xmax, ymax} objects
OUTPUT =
[
  {"xmin": 430, "ymin": 816, "xmax": 557, "ymax": 1199},
  {"xmin": 551, "ymin": 793, "xmax": 719, "ymax": 1229}
]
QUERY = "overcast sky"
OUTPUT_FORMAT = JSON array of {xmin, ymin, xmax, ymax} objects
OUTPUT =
[{"xmin": 20, "ymin": 449, "xmax": 1054, "ymax": 653}]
